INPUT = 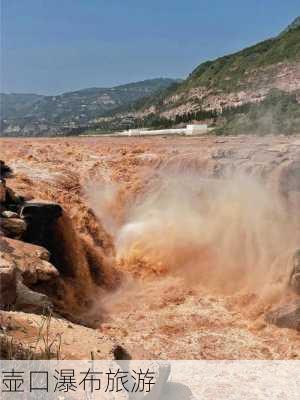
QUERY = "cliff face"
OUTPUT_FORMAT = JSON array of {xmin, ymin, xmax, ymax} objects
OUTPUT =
[{"xmin": 160, "ymin": 62, "xmax": 300, "ymax": 118}]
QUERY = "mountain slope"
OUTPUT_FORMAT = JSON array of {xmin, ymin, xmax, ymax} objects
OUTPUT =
[
  {"xmin": 0, "ymin": 93, "xmax": 44, "ymax": 120},
  {"xmin": 185, "ymin": 23, "xmax": 300, "ymax": 92},
  {"xmin": 154, "ymin": 21, "xmax": 300, "ymax": 119},
  {"xmin": 0, "ymin": 78, "xmax": 178, "ymax": 136},
  {"xmin": 32, "ymin": 78, "xmax": 179, "ymax": 123},
  {"xmin": 281, "ymin": 16, "xmax": 300, "ymax": 34},
  {"xmin": 111, "ymin": 17, "xmax": 299, "ymax": 128}
]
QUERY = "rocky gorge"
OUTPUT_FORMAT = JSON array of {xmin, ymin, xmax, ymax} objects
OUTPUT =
[{"xmin": 0, "ymin": 135, "xmax": 300, "ymax": 359}]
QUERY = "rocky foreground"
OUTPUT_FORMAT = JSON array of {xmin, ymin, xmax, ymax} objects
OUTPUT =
[{"xmin": 0, "ymin": 135, "xmax": 300, "ymax": 359}]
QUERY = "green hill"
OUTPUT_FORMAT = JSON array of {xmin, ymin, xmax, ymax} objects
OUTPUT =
[
  {"xmin": 110, "ymin": 17, "xmax": 300, "ymax": 135},
  {"xmin": 182, "ymin": 24, "xmax": 300, "ymax": 93}
]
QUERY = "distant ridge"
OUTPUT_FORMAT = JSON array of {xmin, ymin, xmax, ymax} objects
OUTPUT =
[{"xmin": 0, "ymin": 78, "xmax": 179, "ymax": 136}]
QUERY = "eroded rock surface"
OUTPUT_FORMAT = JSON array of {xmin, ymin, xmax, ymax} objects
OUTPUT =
[
  {"xmin": 265, "ymin": 301, "xmax": 300, "ymax": 331},
  {"xmin": 0, "ymin": 161, "xmax": 63, "ymax": 315},
  {"xmin": 0, "ymin": 236, "xmax": 58, "ymax": 286},
  {"xmin": 0, "ymin": 235, "xmax": 58, "ymax": 313},
  {"xmin": 15, "ymin": 281, "xmax": 52, "ymax": 314},
  {"xmin": 0, "ymin": 217, "xmax": 27, "ymax": 239},
  {"xmin": 0, "ymin": 259, "xmax": 17, "ymax": 307}
]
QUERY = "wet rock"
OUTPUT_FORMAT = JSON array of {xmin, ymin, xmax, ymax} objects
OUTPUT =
[
  {"xmin": 290, "ymin": 273, "xmax": 300, "ymax": 294},
  {"xmin": 112, "ymin": 344, "xmax": 132, "ymax": 360},
  {"xmin": 8, "ymin": 187, "xmax": 24, "ymax": 205},
  {"xmin": 279, "ymin": 160, "xmax": 300, "ymax": 194},
  {"xmin": 0, "ymin": 179, "xmax": 24, "ymax": 215},
  {"xmin": 21, "ymin": 201, "xmax": 63, "ymax": 220},
  {"xmin": 2, "ymin": 211, "xmax": 19, "ymax": 218},
  {"xmin": 0, "ymin": 160, "xmax": 13, "ymax": 179},
  {"xmin": 21, "ymin": 201, "xmax": 63, "ymax": 246},
  {"xmin": 0, "ymin": 258, "xmax": 17, "ymax": 307},
  {"xmin": 289, "ymin": 249, "xmax": 300, "ymax": 295},
  {"xmin": 265, "ymin": 301, "xmax": 300, "ymax": 331},
  {"xmin": 0, "ymin": 180, "xmax": 6, "ymax": 203},
  {"xmin": 0, "ymin": 236, "xmax": 58, "ymax": 286},
  {"xmin": 0, "ymin": 217, "xmax": 26, "ymax": 239},
  {"xmin": 16, "ymin": 281, "xmax": 52, "ymax": 314}
]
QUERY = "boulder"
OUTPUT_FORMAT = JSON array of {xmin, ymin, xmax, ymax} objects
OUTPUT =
[
  {"xmin": 20, "ymin": 201, "xmax": 63, "ymax": 246},
  {"xmin": 0, "ymin": 186, "xmax": 24, "ymax": 211},
  {"xmin": 112, "ymin": 344, "xmax": 132, "ymax": 360},
  {"xmin": 16, "ymin": 281, "xmax": 52, "ymax": 314},
  {"xmin": 1, "ymin": 237, "xmax": 56, "ymax": 313},
  {"xmin": 0, "ymin": 162, "xmax": 24, "ymax": 210},
  {"xmin": 2, "ymin": 211, "xmax": 19, "ymax": 219},
  {"xmin": 265, "ymin": 301, "xmax": 300, "ymax": 331},
  {"xmin": 0, "ymin": 217, "xmax": 26, "ymax": 239},
  {"xmin": 0, "ymin": 257, "xmax": 17, "ymax": 307},
  {"xmin": 6, "ymin": 187, "xmax": 24, "ymax": 205},
  {"xmin": 0, "ymin": 236, "xmax": 59, "ymax": 286}
]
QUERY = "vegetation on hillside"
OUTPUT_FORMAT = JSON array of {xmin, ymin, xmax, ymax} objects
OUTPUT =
[
  {"xmin": 1, "ymin": 17, "xmax": 300, "ymax": 136},
  {"xmin": 82, "ymin": 89, "xmax": 300, "ymax": 136},
  {"xmin": 104, "ymin": 80, "xmax": 182, "ymax": 116},
  {"xmin": 112, "ymin": 18, "xmax": 300, "ymax": 125},
  {"xmin": 0, "ymin": 79, "xmax": 178, "ymax": 136},
  {"xmin": 181, "ymin": 25, "xmax": 300, "ymax": 92},
  {"xmin": 216, "ymin": 89, "xmax": 300, "ymax": 135},
  {"xmin": 0, "ymin": 93, "xmax": 44, "ymax": 119}
]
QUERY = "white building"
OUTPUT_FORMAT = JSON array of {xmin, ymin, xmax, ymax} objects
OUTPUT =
[{"xmin": 186, "ymin": 124, "xmax": 208, "ymax": 135}]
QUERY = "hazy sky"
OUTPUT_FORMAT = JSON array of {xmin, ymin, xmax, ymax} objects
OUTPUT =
[{"xmin": 1, "ymin": 0, "xmax": 299, "ymax": 94}]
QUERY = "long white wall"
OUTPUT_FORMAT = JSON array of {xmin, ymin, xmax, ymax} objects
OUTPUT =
[{"xmin": 123, "ymin": 124, "xmax": 209, "ymax": 136}]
